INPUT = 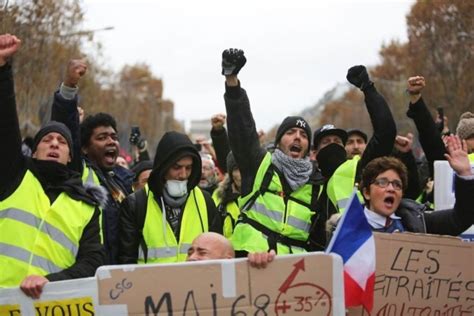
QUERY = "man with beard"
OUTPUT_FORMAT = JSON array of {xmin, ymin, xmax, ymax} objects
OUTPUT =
[
  {"xmin": 345, "ymin": 129, "xmax": 368, "ymax": 159},
  {"xmin": 0, "ymin": 34, "xmax": 103, "ymax": 298},
  {"xmin": 119, "ymin": 131, "xmax": 221, "ymax": 264},
  {"xmin": 199, "ymin": 153, "xmax": 219, "ymax": 194},
  {"xmin": 221, "ymin": 49, "xmax": 325, "ymax": 256},
  {"xmin": 51, "ymin": 59, "xmax": 134, "ymax": 264}
]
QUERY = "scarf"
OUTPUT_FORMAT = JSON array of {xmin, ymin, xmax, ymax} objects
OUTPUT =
[
  {"xmin": 30, "ymin": 159, "xmax": 97, "ymax": 205},
  {"xmin": 271, "ymin": 149, "xmax": 313, "ymax": 191},
  {"xmin": 162, "ymin": 188, "xmax": 188, "ymax": 208}
]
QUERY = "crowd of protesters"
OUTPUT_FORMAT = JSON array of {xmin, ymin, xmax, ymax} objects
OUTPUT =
[{"xmin": 1, "ymin": 34, "xmax": 473, "ymax": 299}]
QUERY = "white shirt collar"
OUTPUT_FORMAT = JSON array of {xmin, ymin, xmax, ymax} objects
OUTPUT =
[{"xmin": 364, "ymin": 206, "xmax": 401, "ymax": 229}]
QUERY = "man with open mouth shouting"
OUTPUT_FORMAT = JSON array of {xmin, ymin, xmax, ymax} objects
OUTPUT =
[
  {"xmin": 221, "ymin": 48, "xmax": 326, "ymax": 257},
  {"xmin": 0, "ymin": 34, "xmax": 103, "ymax": 299},
  {"xmin": 50, "ymin": 59, "xmax": 134, "ymax": 264}
]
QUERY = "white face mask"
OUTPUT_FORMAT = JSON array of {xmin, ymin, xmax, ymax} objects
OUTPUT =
[{"xmin": 165, "ymin": 179, "xmax": 188, "ymax": 197}]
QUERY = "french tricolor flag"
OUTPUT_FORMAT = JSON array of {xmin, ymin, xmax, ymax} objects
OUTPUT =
[{"xmin": 326, "ymin": 190, "xmax": 375, "ymax": 312}]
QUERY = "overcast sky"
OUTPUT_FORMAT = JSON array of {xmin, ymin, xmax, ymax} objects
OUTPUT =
[{"xmin": 82, "ymin": 0, "xmax": 414, "ymax": 131}]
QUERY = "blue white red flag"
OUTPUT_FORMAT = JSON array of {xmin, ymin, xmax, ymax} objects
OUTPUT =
[{"xmin": 326, "ymin": 189, "xmax": 375, "ymax": 312}]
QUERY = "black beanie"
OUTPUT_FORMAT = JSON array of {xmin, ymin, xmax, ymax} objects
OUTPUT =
[
  {"xmin": 274, "ymin": 116, "xmax": 312, "ymax": 148},
  {"xmin": 32, "ymin": 121, "xmax": 74, "ymax": 158}
]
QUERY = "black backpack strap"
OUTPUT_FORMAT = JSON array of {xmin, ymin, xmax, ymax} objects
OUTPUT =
[
  {"xmin": 240, "ymin": 164, "xmax": 275, "ymax": 212},
  {"xmin": 239, "ymin": 213, "xmax": 308, "ymax": 252},
  {"xmin": 133, "ymin": 188, "xmax": 148, "ymax": 263}
]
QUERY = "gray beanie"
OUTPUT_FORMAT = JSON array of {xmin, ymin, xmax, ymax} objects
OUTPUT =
[{"xmin": 456, "ymin": 112, "xmax": 474, "ymax": 140}]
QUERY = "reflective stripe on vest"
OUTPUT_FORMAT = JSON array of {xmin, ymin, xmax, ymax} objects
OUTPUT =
[
  {"xmin": 327, "ymin": 156, "xmax": 364, "ymax": 213},
  {"xmin": 0, "ymin": 242, "xmax": 62, "ymax": 274},
  {"xmin": 0, "ymin": 171, "xmax": 95, "ymax": 287},
  {"xmin": 82, "ymin": 164, "xmax": 100, "ymax": 186},
  {"xmin": 141, "ymin": 243, "xmax": 192, "ymax": 261},
  {"xmin": 231, "ymin": 153, "xmax": 319, "ymax": 254},
  {"xmin": 0, "ymin": 208, "xmax": 78, "ymax": 257},
  {"xmin": 252, "ymin": 200, "xmax": 311, "ymax": 233},
  {"xmin": 139, "ymin": 186, "xmax": 208, "ymax": 264}
]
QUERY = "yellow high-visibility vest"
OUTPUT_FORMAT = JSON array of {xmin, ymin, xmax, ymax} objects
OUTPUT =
[
  {"xmin": 0, "ymin": 171, "xmax": 95, "ymax": 288},
  {"xmin": 326, "ymin": 155, "xmax": 364, "ymax": 213},
  {"xmin": 212, "ymin": 190, "xmax": 240, "ymax": 238},
  {"xmin": 81, "ymin": 162, "xmax": 103, "ymax": 242},
  {"xmin": 231, "ymin": 153, "xmax": 320, "ymax": 254},
  {"xmin": 139, "ymin": 185, "xmax": 208, "ymax": 264}
]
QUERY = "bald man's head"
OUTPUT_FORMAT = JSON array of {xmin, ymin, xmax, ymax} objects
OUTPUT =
[{"xmin": 186, "ymin": 232, "xmax": 235, "ymax": 261}]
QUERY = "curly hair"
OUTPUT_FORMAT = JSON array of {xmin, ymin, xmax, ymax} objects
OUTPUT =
[{"xmin": 80, "ymin": 112, "xmax": 117, "ymax": 147}]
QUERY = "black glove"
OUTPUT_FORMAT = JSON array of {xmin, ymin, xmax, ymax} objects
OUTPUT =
[
  {"xmin": 129, "ymin": 126, "xmax": 141, "ymax": 145},
  {"xmin": 346, "ymin": 65, "xmax": 373, "ymax": 91},
  {"xmin": 221, "ymin": 48, "xmax": 246, "ymax": 76}
]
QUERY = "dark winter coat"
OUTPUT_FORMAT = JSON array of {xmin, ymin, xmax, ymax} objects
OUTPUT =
[
  {"xmin": 0, "ymin": 62, "xmax": 104, "ymax": 282},
  {"xmin": 396, "ymin": 175, "xmax": 474, "ymax": 235},
  {"xmin": 51, "ymin": 91, "xmax": 134, "ymax": 264},
  {"xmin": 118, "ymin": 131, "xmax": 221, "ymax": 264}
]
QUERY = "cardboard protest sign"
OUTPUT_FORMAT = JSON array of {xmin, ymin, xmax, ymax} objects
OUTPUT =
[
  {"xmin": 434, "ymin": 160, "xmax": 474, "ymax": 211},
  {"xmin": 96, "ymin": 252, "xmax": 344, "ymax": 315},
  {"xmin": 0, "ymin": 277, "xmax": 98, "ymax": 316},
  {"xmin": 348, "ymin": 232, "xmax": 474, "ymax": 316}
]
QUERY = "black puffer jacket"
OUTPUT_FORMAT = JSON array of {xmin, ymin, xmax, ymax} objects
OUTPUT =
[
  {"xmin": 397, "ymin": 175, "xmax": 474, "ymax": 235},
  {"xmin": 118, "ymin": 131, "xmax": 221, "ymax": 264}
]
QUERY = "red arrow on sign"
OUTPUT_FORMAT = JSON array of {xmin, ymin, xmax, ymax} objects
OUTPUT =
[{"xmin": 278, "ymin": 258, "xmax": 305, "ymax": 293}]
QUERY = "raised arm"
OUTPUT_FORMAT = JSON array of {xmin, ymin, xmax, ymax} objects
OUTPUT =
[
  {"xmin": 444, "ymin": 135, "xmax": 472, "ymax": 177},
  {"xmin": 222, "ymin": 49, "xmax": 265, "ymax": 196},
  {"xmin": 346, "ymin": 65, "xmax": 397, "ymax": 169},
  {"xmin": 129, "ymin": 126, "xmax": 150, "ymax": 164},
  {"xmin": 406, "ymin": 76, "xmax": 446, "ymax": 176},
  {"xmin": 393, "ymin": 133, "xmax": 422, "ymax": 199},
  {"xmin": 210, "ymin": 113, "xmax": 230, "ymax": 173},
  {"xmin": 424, "ymin": 135, "xmax": 474, "ymax": 235},
  {"xmin": 0, "ymin": 34, "xmax": 23, "ymax": 196},
  {"xmin": 51, "ymin": 59, "xmax": 87, "ymax": 172}
]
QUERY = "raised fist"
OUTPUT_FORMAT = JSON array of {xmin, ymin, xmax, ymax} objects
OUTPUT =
[
  {"xmin": 406, "ymin": 76, "xmax": 425, "ymax": 95},
  {"xmin": 394, "ymin": 133, "xmax": 414, "ymax": 153},
  {"xmin": 64, "ymin": 59, "xmax": 87, "ymax": 87},
  {"xmin": 221, "ymin": 48, "xmax": 246, "ymax": 76},
  {"xmin": 0, "ymin": 34, "xmax": 21, "ymax": 65},
  {"xmin": 211, "ymin": 113, "xmax": 226, "ymax": 130},
  {"xmin": 346, "ymin": 65, "xmax": 372, "ymax": 90}
]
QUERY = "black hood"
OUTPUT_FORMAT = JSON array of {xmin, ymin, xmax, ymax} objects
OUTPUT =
[{"xmin": 148, "ymin": 131, "xmax": 201, "ymax": 196}]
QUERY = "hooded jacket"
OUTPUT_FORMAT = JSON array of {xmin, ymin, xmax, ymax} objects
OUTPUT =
[
  {"xmin": 118, "ymin": 131, "xmax": 221, "ymax": 264},
  {"xmin": 148, "ymin": 131, "xmax": 202, "ymax": 197}
]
